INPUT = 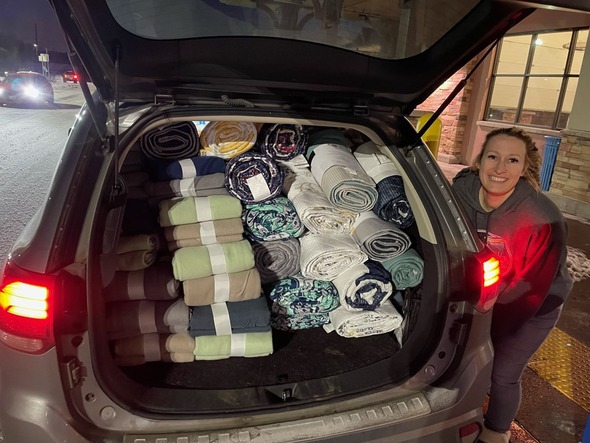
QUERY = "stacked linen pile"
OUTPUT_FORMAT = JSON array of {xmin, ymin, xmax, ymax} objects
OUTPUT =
[
  {"xmin": 161, "ymin": 193, "xmax": 273, "ymax": 360},
  {"xmin": 115, "ymin": 233, "xmax": 160, "ymax": 272}
]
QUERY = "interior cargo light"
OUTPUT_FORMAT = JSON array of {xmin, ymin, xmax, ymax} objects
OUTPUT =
[{"xmin": 483, "ymin": 257, "xmax": 500, "ymax": 287}]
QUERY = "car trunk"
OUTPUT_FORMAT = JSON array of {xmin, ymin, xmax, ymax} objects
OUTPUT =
[{"xmin": 84, "ymin": 107, "xmax": 452, "ymax": 414}]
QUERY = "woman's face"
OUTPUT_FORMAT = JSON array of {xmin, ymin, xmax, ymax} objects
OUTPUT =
[{"xmin": 478, "ymin": 134, "xmax": 527, "ymax": 202}]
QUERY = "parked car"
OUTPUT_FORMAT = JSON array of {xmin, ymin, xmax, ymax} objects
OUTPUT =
[
  {"xmin": 62, "ymin": 70, "xmax": 79, "ymax": 83},
  {"xmin": 0, "ymin": 71, "xmax": 54, "ymax": 105},
  {"xmin": 0, "ymin": 1, "xmax": 587, "ymax": 442}
]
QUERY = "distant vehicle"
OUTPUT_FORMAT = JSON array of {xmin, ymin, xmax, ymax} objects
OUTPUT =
[
  {"xmin": 0, "ymin": 71, "xmax": 54, "ymax": 106},
  {"xmin": 62, "ymin": 70, "xmax": 79, "ymax": 83}
]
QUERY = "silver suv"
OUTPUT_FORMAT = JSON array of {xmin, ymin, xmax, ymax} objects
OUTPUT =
[{"xmin": 0, "ymin": 0, "xmax": 585, "ymax": 442}]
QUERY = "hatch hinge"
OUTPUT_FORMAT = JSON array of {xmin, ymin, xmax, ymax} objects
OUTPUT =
[{"xmin": 353, "ymin": 104, "xmax": 369, "ymax": 117}]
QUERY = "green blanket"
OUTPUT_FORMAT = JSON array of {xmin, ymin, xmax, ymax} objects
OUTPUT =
[
  {"xmin": 159, "ymin": 195, "xmax": 242, "ymax": 227},
  {"xmin": 194, "ymin": 331, "xmax": 273, "ymax": 360}
]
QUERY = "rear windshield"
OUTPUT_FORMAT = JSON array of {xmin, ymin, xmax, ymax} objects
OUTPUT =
[{"xmin": 105, "ymin": 0, "xmax": 478, "ymax": 60}]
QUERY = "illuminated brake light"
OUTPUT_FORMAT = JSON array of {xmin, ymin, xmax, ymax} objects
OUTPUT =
[
  {"xmin": 0, "ymin": 282, "xmax": 49, "ymax": 319},
  {"xmin": 483, "ymin": 257, "xmax": 500, "ymax": 287}
]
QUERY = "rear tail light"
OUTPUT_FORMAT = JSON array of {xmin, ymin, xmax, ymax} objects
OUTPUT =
[
  {"xmin": 473, "ymin": 252, "xmax": 501, "ymax": 313},
  {"xmin": 0, "ymin": 261, "xmax": 55, "ymax": 353}
]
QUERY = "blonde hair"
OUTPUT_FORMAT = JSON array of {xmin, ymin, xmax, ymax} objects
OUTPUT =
[{"xmin": 471, "ymin": 127, "xmax": 541, "ymax": 192}]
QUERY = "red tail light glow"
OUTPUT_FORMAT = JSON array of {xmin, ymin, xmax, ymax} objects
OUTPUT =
[
  {"xmin": 483, "ymin": 257, "xmax": 500, "ymax": 287},
  {"xmin": 0, "ymin": 261, "xmax": 55, "ymax": 353}
]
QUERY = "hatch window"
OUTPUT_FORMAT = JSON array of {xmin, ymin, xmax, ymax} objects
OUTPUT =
[{"xmin": 105, "ymin": 0, "xmax": 478, "ymax": 60}]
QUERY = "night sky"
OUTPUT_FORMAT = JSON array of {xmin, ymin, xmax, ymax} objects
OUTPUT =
[{"xmin": 1, "ymin": 0, "xmax": 67, "ymax": 52}]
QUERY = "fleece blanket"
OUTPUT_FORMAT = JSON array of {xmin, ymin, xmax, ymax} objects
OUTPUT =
[
  {"xmin": 183, "ymin": 268, "xmax": 262, "ymax": 306},
  {"xmin": 140, "ymin": 121, "xmax": 199, "ymax": 160},
  {"xmin": 269, "ymin": 275, "xmax": 339, "ymax": 331},
  {"xmin": 353, "ymin": 141, "xmax": 415, "ymax": 228},
  {"xmin": 158, "ymin": 195, "xmax": 243, "ymax": 227},
  {"xmin": 283, "ymin": 165, "xmax": 358, "ymax": 234},
  {"xmin": 144, "ymin": 173, "xmax": 227, "ymax": 200},
  {"xmin": 106, "ymin": 298, "xmax": 189, "ymax": 340},
  {"xmin": 194, "ymin": 331, "xmax": 273, "ymax": 360},
  {"xmin": 324, "ymin": 300, "xmax": 403, "ymax": 338},
  {"xmin": 117, "ymin": 234, "xmax": 160, "ymax": 255},
  {"xmin": 332, "ymin": 260, "xmax": 394, "ymax": 311},
  {"xmin": 242, "ymin": 196, "xmax": 304, "ymax": 241},
  {"xmin": 352, "ymin": 211, "xmax": 411, "ymax": 261},
  {"xmin": 225, "ymin": 152, "xmax": 284, "ymax": 203},
  {"xmin": 111, "ymin": 331, "xmax": 195, "ymax": 364},
  {"xmin": 380, "ymin": 248, "xmax": 424, "ymax": 290},
  {"xmin": 258, "ymin": 123, "xmax": 308, "ymax": 161},
  {"xmin": 164, "ymin": 218, "xmax": 244, "ymax": 249},
  {"xmin": 172, "ymin": 240, "xmax": 255, "ymax": 281},
  {"xmin": 299, "ymin": 233, "xmax": 367, "ymax": 281},
  {"xmin": 188, "ymin": 297, "xmax": 270, "ymax": 337},
  {"xmin": 116, "ymin": 250, "xmax": 158, "ymax": 272},
  {"xmin": 200, "ymin": 121, "xmax": 257, "ymax": 159},
  {"xmin": 147, "ymin": 155, "xmax": 226, "ymax": 181},
  {"xmin": 105, "ymin": 261, "xmax": 180, "ymax": 302},
  {"xmin": 252, "ymin": 239, "xmax": 301, "ymax": 284}
]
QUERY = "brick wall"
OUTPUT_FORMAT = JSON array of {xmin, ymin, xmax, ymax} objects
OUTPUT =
[{"xmin": 549, "ymin": 131, "xmax": 590, "ymax": 209}]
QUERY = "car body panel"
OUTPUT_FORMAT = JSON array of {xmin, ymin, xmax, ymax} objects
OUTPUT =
[{"xmin": 0, "ymin": 71, "xmax": 55, "ymax": 105}]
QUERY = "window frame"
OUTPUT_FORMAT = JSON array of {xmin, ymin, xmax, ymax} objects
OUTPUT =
[{"xmin": 484, "ymin": 27, "xmax": 587, "ymax": 130}]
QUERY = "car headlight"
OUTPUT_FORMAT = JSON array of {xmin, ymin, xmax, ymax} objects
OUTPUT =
[{"xmin": 23, "ymin": 85, "xmax": 41, "ymax": 99}]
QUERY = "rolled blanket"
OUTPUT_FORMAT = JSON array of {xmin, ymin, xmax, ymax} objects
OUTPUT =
[
  {"xmin": 188, "ymin": 297, "xmax": 271, "ymax": 337},
  {"xmin": 183, "ymin": 268, "xmax": 262, "ymax": 306},
  {"xmin": 308, "ymin": 143, "xmax": 377, "ymax": 212},
  {"xmin": 299, "ymin": 233, "xmax": 367, "ymax": 281},
  {"xmin": 200, "ymin": 121, "xmax": 257, "ymax": 159},
  {"xmin": 269, "ymin": 275, "xmax": 339, "ymax": 330},
  {"xmin": 164, "ymin": 218, "xmax": 244, "ymax": 249},
  {"xmin": 332, "ymin": 260, "xmax": 394, "ymax": 311},
  {"xmin": 284, "ymin": 167, "xmax": 357, "ymax": 234},
  {"xmin": 258, "ymin": 123, "xmax": 308, "ymax": 161},
  {"xmin": 140, "ymin": 121, "xmax": 199, "ymax": 160},
  {"xmin": 225, "ymin": 152, "xmax": 284, "ymax": 203},
  {"xmin": 144, "ymin": 173, "xmax": 227, "ymax": 200},
  {"xmin": 105, "ymin": 261, "xmax": 180, "ymax": 302},
  {"xmin": 380, "ymin": 248, "xmax": 424, "ymax": 290},
  {"xmin": 106, "ymin": 298, "xmax": 189, "ymax": 340},
  {"xmin": 172, "ymin": 240, "xmax": 255, "ymax": 281},
  {"xmin": 147, "ymin": 155, "xmax": 226, "ymax": 181},
  {"xmin": 117, "ymin": 234, "xmax": 160, "ymax": 255},
  {"xmin": 353, "ymin": 141, "xmax": 415, "ymax": 228},
  {"xmin": 194, "ymin": 331, "xmax": 274, "ymax": 360},
  {"xmin": 112, "ymin": 332, "xmax": 196, "ymax": 357},
  {"xmin": 116, "ymin": 250, "xmax": 158, "ymax": 271},
  {"xmin": 352, "ymin": 211, "xmax": 411, "ymax": 261},
  {"xmin": 242, "ymin": 196, "xmax": 304, "ymax": 241},
  {"xmin": 158, "ymin": 195, "xmax": 242, "ymax": 227},
  {"xmin": 324, "ymin": 300, "xmax": 403, "ymax": 338},
  {"xmin": 252, "ymin": 239, "xmax": 301, "ymax": 284}
]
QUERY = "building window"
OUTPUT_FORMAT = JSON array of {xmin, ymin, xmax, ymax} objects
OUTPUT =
[{"xmin": 485, "ymin": 28, "xmax": 588, "ymax": 129}]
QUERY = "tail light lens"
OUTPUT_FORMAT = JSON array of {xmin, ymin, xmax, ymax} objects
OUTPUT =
[
  {"xmin": 0, "ymin": 261, "xmax": 55, "ymax": 353},
  {"xmin": 473, "ymin": 252, "xmax": 501, "ymax": 313}
]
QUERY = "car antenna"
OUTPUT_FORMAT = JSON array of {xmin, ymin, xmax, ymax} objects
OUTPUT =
[{"xmin": 405, "ymin": 36, "xmax": 501, "ymax": 156}]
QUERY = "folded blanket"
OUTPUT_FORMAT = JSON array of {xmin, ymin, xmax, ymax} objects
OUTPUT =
[
  {"xmin": 112, "ymin": 332, "xmax": 196, "ymax": 357},
  {"xmin": 114, "ymin": 352, "xmax": 195, "ymax": 366},
  {"xmin": 306, "ymin": 128, "xmax": 353, "ymax": 152},
  {"xmin": 284, "ymin": 166, "xmax": 358, "ymax": 234},
  {"xmin": 380, "ymin": 248, "xmax": 424, "ymax": 290},
  {"xmin": 172, "ymin": 240, "xmax": 255, "ymax": 281},
  {"xmin": 116, "ymin": 250, "xmax": 158, "ymax": 272},
  {"xmin": 164, "ymin": 218, "xmax": 244, "ymax": 248},
  {"xmin": 105, "ymin": 261, "xmax": 180, "ymax": 302},
  {"xmin": 242, "ymin": 196, "xmax": 304, "ymax": 241},
  {"xmin": 106, "ymin": 298, "xmax": 189, "ymax": 340},
  {"xmin": 225, "ymin": 152, "xmax": 284, "ymax": 203},
  {"xmin": 121, "ymin": 171, "xmax": 149, "ymax": 187},
  {"xmin": 117, "ymin": 234, "xmax": 160, "ymax": 255},
  {"xmin": 147, "ymin": 155, "xmax": 226, "ymax": 181},
  {"xmin": 183, "ymin": 268, "xmax": 262, "ymax": 305},
  {"xmin": 252, "ymin": 239, "xmax": 301, "ymax": 284},
  {"xmin": 324, "ymin": 300, "xmax": 403, "ymax": 338},
  {"xmin": 194, "ymin": 331, "xmax": 274, "ymax": 360},
  {"xmin": 140, "ymin": 121, "xmax": 199, "ymax": 160},
  {"xmin": 299, "ymin": 233, "xmax": 367, "ymax": 281},
  {"xmin": 200, "ymin": 121, "xmax": 257, "ymax": 159},
  {"xmin": 258, "ymin": 123, "xmax": 308, "ymax": 161},
  {"xmin": 269, "ymin": 275, "xmax": 339, "ymax": 330},
  {"xmin": 158, "ymin": 195, "xmax": 243, "ymax": 227},
  {"xmin": 121, "ymin": 148, "xmax": 145, "ymax": 174},
  {"xmin": 332, "ymin": 260, "xmax": 394, "ymax": 311},
  {"xmin": 144, "ymin": 173, "xmax": 227, "ymax": 200},
  {"xmin": 352, "ymin": 211, "xmax": 411, "ymax": 261},
  {"xmin": 189, "ymin": 297, "xmax": 270, "ymax": 337},
  {"xmin": 353, "ymin": 141, "xmax": 415, "ymax": 228}
]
